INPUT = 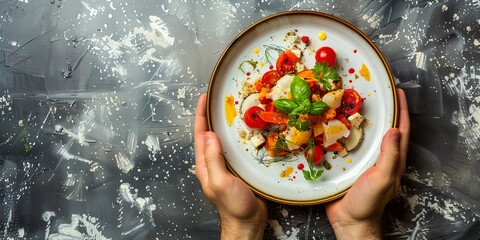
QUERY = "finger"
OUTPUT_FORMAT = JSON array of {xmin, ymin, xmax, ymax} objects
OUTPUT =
[
  {"xmin": 204, "ymin": 131, "xmax": 230, "ymax": 181},
  {"xmin": 376, "ymin": 128, "xmax": 401, "ymax": 175},
  {"xmin": 396, "ymin": 88, "xmax": 410, "ymax": 175},
  {"xmin": 194, "ymin": 94, "xmax": 208, "ymax": 183}
]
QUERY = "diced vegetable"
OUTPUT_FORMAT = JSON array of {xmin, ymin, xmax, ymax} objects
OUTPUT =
[
  {"xmin": 322, "ymin": 89, "xmax": 344, "ymax": 109},
  {"xmin": 345, "ymin": 126, "xmax": 363, "ymax": 151},
  {"xmin": 258, "ymin": 111, "xmax": 289, "ymax": 124},
  {"xmin": 251, "ymin": 133, "xmax": 266, "ymax": 149},
  {"xmin": 347, "ymin": 112, "xmax": 365, "ymax": 128}
]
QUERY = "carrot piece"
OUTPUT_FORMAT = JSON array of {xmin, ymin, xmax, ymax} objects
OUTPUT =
[
  {"xmin": 325, "ymin": 142, "xmax": 343, "ymax": 151},
  {"xmin": 258, "ymin": 111, "xmax": 289, "ymax": 124},
  {"xmin": 265, "ymin": 132, "xmax": 289, "ymax": 157},
  {"xmin": 321, "ymin": 108, "xmax": 337, "ymax": 122},
  {"xmin": 297, "ymin": 69, "xmax": 314, "ymax": 79},
  {"xmin": 258, "ymin": 87, "xmax": 270, "ymax": 104}
]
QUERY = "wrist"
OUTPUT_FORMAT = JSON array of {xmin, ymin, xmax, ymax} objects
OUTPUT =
[
  {"xmin": 330, "ymin": 219, "xmax": 382, "ymax": 240},
  {"xmin": 219, "ymin": 217, "xmax": 266, "ymax": 240}
]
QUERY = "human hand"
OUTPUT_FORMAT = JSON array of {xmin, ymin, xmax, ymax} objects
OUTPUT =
[
  {"xmin": 194, "ymin": 93, "xmax": 268, "ymax": 240},
  {"xmin": 325, "ymin": 88, "xmax": 411, "ymax": 240}
]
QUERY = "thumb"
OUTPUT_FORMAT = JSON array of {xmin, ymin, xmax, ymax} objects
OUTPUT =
[
  {"xmin": 204, "ymin": 131, "xmax": 229, "ymax": 177},
  {"xmin": 376, "ymin": 128, "xmax": 401, "ymax": 174}
]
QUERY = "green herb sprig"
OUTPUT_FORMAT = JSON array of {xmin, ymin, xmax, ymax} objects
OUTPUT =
[
  {"xmin": 273, "ymin": 76, "xmax": 329, "ymax": 131},
  {"xmin": 303, "ymin": 140, "xmax": 324, "ymax": 180},
  {"xmin": 238, "ymin": 60, "xmax": 257, "ymax": 74},
  {"xmin": 312, "ymin": 62, "xmax": 339, "ymax": 91}
]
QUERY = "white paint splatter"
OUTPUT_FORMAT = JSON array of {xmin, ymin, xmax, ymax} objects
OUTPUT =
[
  {"xmin": 474, "ymin": 39, "xmax": 480, "ymax": 46},
  {"xmin": 42, "ymin": 211, "xmax": 56, "ymax": 239},
  {"xmin": 17, "ymin": 228, "xmax": 24, "ymax": 238},
  {"xmin": 442, "ymin": 5, "xmax": 448, "ymax": 12},
  {"xmin": 413, "ymin": 52, "xmax": 426, "ymax": 70},
  {"xmin": 453, "ymin": 13, "xmax": 460, "ymax": 21},
  {"xmin": 81, "ymin": 1, "xmax": 106, "ymax": 17},
  {"xmin": 144, "ymin": 134, "xmax": 161, "ymax": 153},
  {"xmin": 115, "ymin": 152, "xmax": 134, "ymax": 173},
  {"xmin": 362, "ymin": 12, "xmax": 382, "ymax": 29},
  {"xmin": 47, "ymin": 214, "xmax": 110, "ymax": 240},
  {"xmin": 118, "ymin": 182, "xmax": 157, "ymax": 230},
  {"xmin": 269, "ymin": 220, "xmax": 300, "ymax": 240},
  {"xmin": 145, "ymin": 16, "xmax": 175, "ymax": 48},
  {"xmin": 177, "ymin": 86, "xmax": 186, "ymax": 99}
]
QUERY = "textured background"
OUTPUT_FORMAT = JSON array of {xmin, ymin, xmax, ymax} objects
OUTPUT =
[{"xmin": 1, "ymin": 0, "xmax": 479, "ymax": 239}]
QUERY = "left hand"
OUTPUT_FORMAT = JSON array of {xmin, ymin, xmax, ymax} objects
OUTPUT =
[{"xmin": 194, "ymin": 93, "xmax": 267, "ymax": 240}]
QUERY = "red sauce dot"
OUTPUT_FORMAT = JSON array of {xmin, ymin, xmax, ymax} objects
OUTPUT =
[
  {"xmin": 235, "ymin": 101, "xmax": 239, "ymax": 105},
  {"xmin": 297, "ymin": 163, "xmax": 305, "ymax": 170},
  {"xmin": 269, "ymin": 65, "xmax": 274, "ymax": 70},
  {"xmin": 348, "ymin": 68, "xmax": 355, "ymax": 74},
  {"xmin": 293, "ymin": 176, "xmax": 296, "ymax": 179},
  {"xmin": 246, "ymin": 72, "xmax": 251, "ymax": 76},
  {"xmin": 349, "ymin": 80, "xmax": 353, "ymax": 83},
  {"xmin": 246, "ymin": 148, "xmax": 249, "ymax": 152},
  {"xmin": 353, "ymin": 49, "xmax": 358, "ymax": 53},
  {"xmin": 301, "ymin": 36, "xmax": 309, "ymax": 43}
]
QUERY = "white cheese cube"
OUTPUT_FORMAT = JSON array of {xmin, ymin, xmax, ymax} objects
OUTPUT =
[
  {"xmin": 347, "ymin": 112, "xmax": 365, "ymax": 128},
  {"xmin": 295, "ymin": 62, "xmax": 305, "ymax": 73},
  {"xmin": 338, "ymin": 148, "xmax": 348, "ymax": 157},
  {"xmin": 291, "ymin": 49, "xmax": 302, "ymax": 58},
  {"xmin": 251, "ymin": 133, "xmax": 266, "ymax": 149}
]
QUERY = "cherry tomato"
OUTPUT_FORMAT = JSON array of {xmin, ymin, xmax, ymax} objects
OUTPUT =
[
  {"xmin": 315, "ymin": 46, "xmax": 336, "ymax": 67},
  {"xmin": 305, "ymin": 144, "xmax": 324, "ymax": 165},
  {"xmin": 276, "ymin": 50, "xmax": 300, "ymax": 75},
  {"xmin": 341, "ymin": 89, "xmax": 363, "ymax": 115},
  {"xmin": 244, "ymin": 106, "xmax": 267, "ymax": 129},
  {"xmin": 257, "ymin": 70, "xmax": 282, "ymax": 91}
]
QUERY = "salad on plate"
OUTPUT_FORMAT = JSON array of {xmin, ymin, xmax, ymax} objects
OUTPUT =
[{"xmin": 230, "ymin": 30, "xmax": 367, "ymax": 181}]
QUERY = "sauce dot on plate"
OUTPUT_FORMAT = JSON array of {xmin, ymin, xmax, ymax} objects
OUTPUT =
[
  {"xmin": 253, "ymin": 48, "xmax": 260, "ymax": 54},
  {"xmin": 318, "ymin": 31, "xmax": 327, "ymax": 41},
  {"xmin": 280, "ymin": 166, "xmax": 294, "ymax": 178},
  {"xmin": 297, "ymin": 163, "xmax": 305, "ymax": 170}
]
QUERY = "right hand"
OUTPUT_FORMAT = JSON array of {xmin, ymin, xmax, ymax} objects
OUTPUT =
[{"xmin": 325, "ymin": 88, "xmax": 411, "ymax": 239}]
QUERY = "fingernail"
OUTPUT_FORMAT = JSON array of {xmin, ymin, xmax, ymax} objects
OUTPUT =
[
  {"xmin": 204, "ymin": 132, "xmax": 214, "ymax": 145},
  {"xmin": 391, "ymin": 129, "xmax": 400, "ymax": 142}
]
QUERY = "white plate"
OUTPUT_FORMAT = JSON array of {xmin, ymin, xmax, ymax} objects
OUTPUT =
[{"xmin": 207, "ymin": 11, "xmax": 397, "ymax": 205}]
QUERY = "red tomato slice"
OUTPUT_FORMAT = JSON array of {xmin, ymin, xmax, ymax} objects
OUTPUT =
[
  {"xmin": 315, "ymin": 46, "xmax": 336, "ymax": 66},
  {"xmin": 258, "ymin": 70, "xmax": 282, "ymax": 91},
  {"xmin": 276, "ymin": 50, "xmax": 299, "ymax": 75},
  {"xmin": 336, "ymin": 114, "xmax": 351, "ymax": 129},
  {"xmin": 305, "ymin": 144, "xmax": 324, "ymax": 165},
  {"xmin": 264, "ymin": 101, "xmax": 275, "ymax": 112},
  {"xmin": 243, "ymin": 106, "xmax": 267, "ymax": 129},
  {"xmin": 342, "ymin": 89, "xmax": 363, "ymax": 116}
]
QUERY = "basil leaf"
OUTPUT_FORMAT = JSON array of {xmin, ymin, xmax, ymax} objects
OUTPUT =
[
  {"xmin": 291, "ymin": 104, "xmax": 309, "ymax": 115},
  {"xmin": 302, "ymin": 170, "xmax": 313, "ymax": 180},
  {"xmin": 309, "ymin": 101, "xmax": 329, "ymax": 115},
  {"xmin": 290, "ymin": 76, "xmax": 311, "ymax": 101},
  {"xmin": 273, "ymin": 99, "xmax": 299, "ymax": 113},
  {"xmin": 313, "ymin": 169, "xmax": 324, "ymax": 180},
  {"xmin": 288, "ymin": 118, "xmax": 310, "ymax": 131}
]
